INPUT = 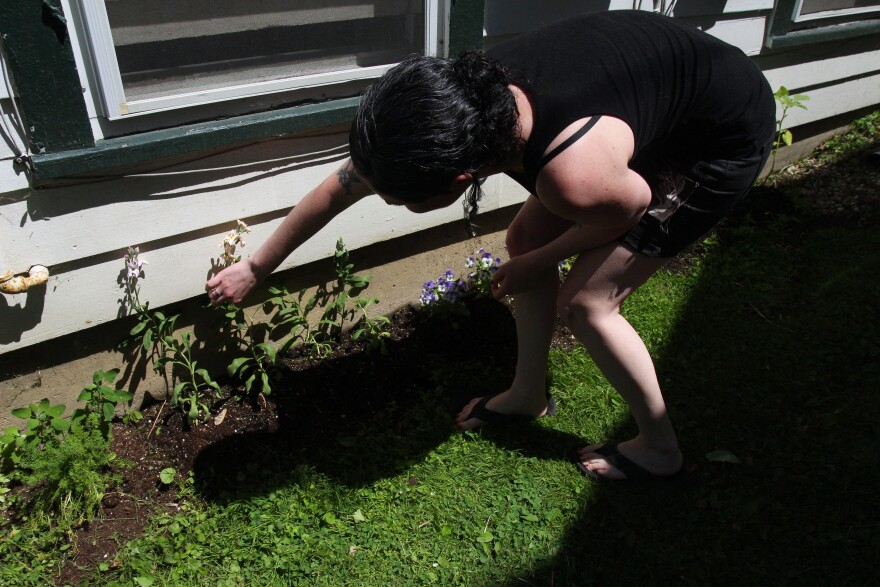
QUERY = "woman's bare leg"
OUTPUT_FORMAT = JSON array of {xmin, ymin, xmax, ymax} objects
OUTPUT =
[
  {"xmin": 560, "ymin": 241, "xmax": 681, "ymax": 479},
  {"xmin": 455, "ymin": 196, "xmax": 571, "ymax": 429}
]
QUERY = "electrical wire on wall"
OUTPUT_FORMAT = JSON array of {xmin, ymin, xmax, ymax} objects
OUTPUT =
[{"xmin": 0, "ymin": 32, "xmax": 32, "ymax": 182}]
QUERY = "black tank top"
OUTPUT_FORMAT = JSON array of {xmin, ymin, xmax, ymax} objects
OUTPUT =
[{"xmin": 487, "ymin": 10, "xmax": 775, "ymax": 192}]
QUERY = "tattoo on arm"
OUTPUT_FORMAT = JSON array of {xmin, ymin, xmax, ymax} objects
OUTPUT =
[{"xmin": 337, "ymin": 161, "xmax": 363, "ymax": 197}]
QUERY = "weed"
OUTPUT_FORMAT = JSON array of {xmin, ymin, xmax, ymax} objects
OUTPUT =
[{"xmin": 764, "ymin": 86, "xmax": 809, "ymax": 181}]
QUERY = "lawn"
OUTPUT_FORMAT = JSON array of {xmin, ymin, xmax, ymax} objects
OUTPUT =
[{"xmin": 1, "ymin": 114, "xmax": 877, "ymax": 586}]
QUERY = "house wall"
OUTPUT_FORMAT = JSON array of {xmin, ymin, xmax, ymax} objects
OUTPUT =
[{"xmin": 1, "ymin": 1, "xmax": 878, "ymax": 425}]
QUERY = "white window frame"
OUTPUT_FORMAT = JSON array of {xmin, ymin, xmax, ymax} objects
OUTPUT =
[
  {"xmin": 792, "ymin": 0, "xmax": 880, "ymax": 22},
  {"xmin": 78, "ymin": 0, "xmax": 448, "ymax": 120}
]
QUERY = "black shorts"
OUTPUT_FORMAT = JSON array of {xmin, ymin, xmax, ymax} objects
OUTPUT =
[{"xmin": 620, "ymin": 142, "xmax": 771, "ymax": 258}]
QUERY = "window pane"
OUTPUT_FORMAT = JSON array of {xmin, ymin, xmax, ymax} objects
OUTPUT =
[
  {"xmin": 799, "ymin": 0, "xmax": 880, "ymax": 16},
  {"xmin": 105, "ymin": 0, "xmax": 426, "ymax": 103}
]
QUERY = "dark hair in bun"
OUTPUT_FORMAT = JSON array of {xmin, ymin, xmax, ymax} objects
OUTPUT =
[{"xmin": 349, "ymin": 51, "xmax": 520, "ymax": 232}]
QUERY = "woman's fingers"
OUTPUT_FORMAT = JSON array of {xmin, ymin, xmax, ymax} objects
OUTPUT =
[{"xmin": 491, "ymin": 266, "xmax": 507, "ymax": 299}]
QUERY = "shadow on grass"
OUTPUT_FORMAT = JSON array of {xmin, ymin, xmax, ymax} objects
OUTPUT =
[
  {"xmin": 192, "ymin": 157, "xmax": 877, "ymax": 584},
  {"xmin": 501, "ymin": 178, "xmax": 880, "ymax": 585},
  {"xmin": 192, "ymin": 297, "xmax": 585, "ymax": 500}
]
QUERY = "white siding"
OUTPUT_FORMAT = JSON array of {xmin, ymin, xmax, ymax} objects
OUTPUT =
[{"xmin": 1, "ymin": 0, "xmax": 879, "ymax": 355}]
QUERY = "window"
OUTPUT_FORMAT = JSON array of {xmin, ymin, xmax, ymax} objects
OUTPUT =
[
  {"xmin": 767, "ymin": 0, "xmax": 880, "ymax": 47},
  {"xmin": 78, "ymin": 0, "xmax": 447, "ymax": 119},
  {"xmin": 1, "ymin": 0, "xmax": 482, "ymax": 180},
  {"xmin": 795, "ymin": 0, "xmax": 880, "ymax": 21}
]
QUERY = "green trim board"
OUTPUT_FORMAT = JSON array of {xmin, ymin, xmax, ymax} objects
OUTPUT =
[
  {"xmin": 766, "ymin": 0, "xmax": 880, "ymax": 48},
  {"xmin": 30, "ymin": 98, "xmax": 360, "ymax": 182},
  {"xmin": 0, "ymin": 0, "xmax": 93, "ymax": 152}
]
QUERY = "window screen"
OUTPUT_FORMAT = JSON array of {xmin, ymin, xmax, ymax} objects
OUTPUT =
[{"xmin": 104, "ymin": 0, "xmax": 426, "ymax": 103}]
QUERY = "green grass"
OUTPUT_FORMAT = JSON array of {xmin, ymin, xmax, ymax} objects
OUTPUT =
[{"xmin": 3, "ymin": 114, "xmax": 878, "ymax": 586}]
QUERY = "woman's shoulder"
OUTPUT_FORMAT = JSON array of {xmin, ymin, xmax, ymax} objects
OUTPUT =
[{"xmin": 535, "ymin": 116, "xmax": 646, "ymax": 220}]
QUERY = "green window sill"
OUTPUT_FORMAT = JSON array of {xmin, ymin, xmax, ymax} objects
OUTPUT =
[{"xmin": 30, "ymin": 97, "xmax": 360, "ymax": 184}]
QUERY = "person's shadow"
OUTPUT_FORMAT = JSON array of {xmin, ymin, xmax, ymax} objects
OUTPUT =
[{"xmin": 193, "ymin": 296, "xmax": 588, "ymax": 502}]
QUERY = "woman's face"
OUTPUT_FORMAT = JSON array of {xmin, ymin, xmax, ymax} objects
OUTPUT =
[{"xmin": 376, "ymin": 174, "xmax": 472, "ymax": 213}]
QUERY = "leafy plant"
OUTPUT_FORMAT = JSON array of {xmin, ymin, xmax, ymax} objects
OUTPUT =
[
  {"xmin": 318, "ymin": 237, "xmax": 372, "ymax": 339},
  {"xmin": 71, "ymin": 368, "xmax": 140, "ymax": 438},
  {"xmin": 118, "ymin": 246, "xmax": 179, "ymax": 396},
  {"xmin": 351, "ymin": 295, "xmax": 392, "ymax": 354},
  {"xmin": 10, "ymin": 398, "xmax": 69, "ymax": 450},
  {"xmin": 765, "ymin": 86, "xmax": 810, "ymax": 180},
  {"xmin": 158, "ymin": 332, "xmax": 220, "ymax": 425},
  {"xmin": 265, "ymin": 285, "xmax": 334, "ymax": 358}
]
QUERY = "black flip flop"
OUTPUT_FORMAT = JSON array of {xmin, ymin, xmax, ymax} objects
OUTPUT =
[
  {"xmin": 455, "ymin": 391, "xmax": 557, "ymax": 426},
  {"xmin": 573, "ymin": 441, "xmax": 698, "ymax": 485}
]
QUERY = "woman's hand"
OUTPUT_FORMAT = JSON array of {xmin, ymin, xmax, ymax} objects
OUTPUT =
[
  {"xmin": 491, "ymin": 252, "xmax": 550, "ymax": 299},
  {"xmin": 205, "ymin": 259, "xmax": 261, "ymax": 305}
]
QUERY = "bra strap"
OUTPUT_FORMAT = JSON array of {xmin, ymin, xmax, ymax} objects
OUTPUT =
[{"xmin": 536, "ymin": 115, "xmax": 603, "ymax": 174}]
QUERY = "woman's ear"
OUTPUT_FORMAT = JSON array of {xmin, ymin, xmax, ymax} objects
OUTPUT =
[{"xmin": 453, "ymin": 173, "xmax": 474, "ymax": 190}]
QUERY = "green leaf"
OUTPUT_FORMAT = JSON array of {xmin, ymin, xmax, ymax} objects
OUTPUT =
[
  {"xmin": 257, "ymin": 343, "xmax": 277, "ymax": 364},
  {"xmin": 143, "ymin": 328, "xmax": 154, "ymax": 351},
  {"xmin": 134, "ymin": 577, "xmax": 155, "ymax": 587},
  {"xmin": 228, "ymin": 356, "xmax": 250, "ymax": 376},
  {"xmin": 51, "ymin": 417, "xmax": 70, "ymax": 432},
  {"xmin": 159, "ymin": 468, "xmax": 176, "ymax": 484},
  {"xmin": 130, "ymin": 321, "xmax": 147, "ymax": 336},
  {"xmin": 106, "ymin": 390, "xmax": 134, "ymax": 402},
  {"xmin": 171, "ymin": 382, "xmax": 186, "ymax": 404},
  {"xmin": 46, "ymin": 404, "xmax": 66, "ymax": 418},
  {"xmin": 477, "ymin": 531, "xmax": 494, "ymax": 543},
  {"xmin": 11, "ymin": 407, "xmax": 31, "ymax": 419},
  {"xmin": 103, "ymin": 403, "xmax": 115, "ymax": 423},
  {"xmin": 781, "ymin": 129, "xmax": 793, "ymax": 146},
  {"xmin": 99, "ymin": 368, "xmax": 120, "ymax": 383},
  {"xmin": 706, "ymin": 449, "xmax": 741, "ymax": 464},
  {"xmin": 352, "ymin": 509, "xmax": 367, "ymax": 523}
]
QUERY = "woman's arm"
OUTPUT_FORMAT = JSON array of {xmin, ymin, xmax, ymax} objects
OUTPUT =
[
  {"xmin": 206, "ymin": 159, "xmax": 373, "ymax": 304},
  {"xmin": 492, "ymin": 118, "xmax": 652, "ymax": 298}
]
